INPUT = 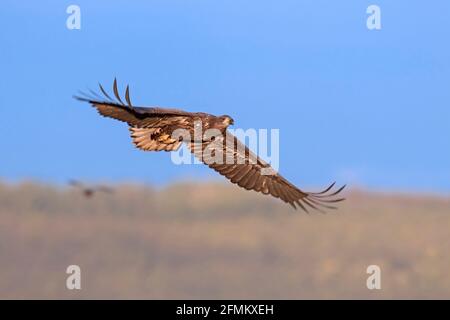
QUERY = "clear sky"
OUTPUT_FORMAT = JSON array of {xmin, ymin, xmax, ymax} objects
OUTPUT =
[{"xmin": 1, "ymin": 1, "xmax": 449, "ymax": 192}]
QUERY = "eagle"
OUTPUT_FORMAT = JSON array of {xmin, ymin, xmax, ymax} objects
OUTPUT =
[
  {"xmin": 74, "ymin": 79, "xmax": 345, "ymax": 212},
  {"xmin": 69, "ymin": 179, "xmax": 114, "ymax": 198}
]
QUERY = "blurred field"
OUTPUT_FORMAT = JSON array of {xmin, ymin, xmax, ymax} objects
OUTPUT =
[{"xmin": 0, "ymin": 180, "xmax": 449, "ymax": 299}]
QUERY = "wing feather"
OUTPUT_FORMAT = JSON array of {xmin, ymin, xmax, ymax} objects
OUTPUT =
[
  {"xmin": 189, "ymin": 131, "xmax": 345, "ymax": 212},
  {"xmin": 231, "ymin": 165, "xmax": 253, "ymax": 183},
  {"xmin": 74, "ymin": 80, "xmax": 200, "ymax": 127},
  {"xmin": 238, "ymin": 168, "xmax": 258, "ymax": 189},
  {"xmin": 129, "ymin": 127, "xmax": 181, "ymax": 152}
]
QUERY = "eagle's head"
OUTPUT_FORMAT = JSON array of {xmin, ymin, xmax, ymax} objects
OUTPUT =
[{"xmin": 220, "ymin": 115, "xmax": 234, "ymax": 127}]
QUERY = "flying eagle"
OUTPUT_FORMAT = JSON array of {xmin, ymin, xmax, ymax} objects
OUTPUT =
[
  {"xmin": 69, "ymin": 179, "xmax": 114, "ymax": 198},
  {"xmin": 74, "ymin": 79, "xmax": 345, "ymax": 212}
]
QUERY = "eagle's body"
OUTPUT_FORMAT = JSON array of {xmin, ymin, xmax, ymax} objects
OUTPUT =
[{"xmin": 75, "ymin": 79, "xmax": 345, "ymax": 212}]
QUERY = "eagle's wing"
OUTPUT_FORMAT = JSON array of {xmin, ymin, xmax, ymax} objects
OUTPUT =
[
  {"xmin": 74, "ymin": 78, "xmax": 195, "ymax": 127},
  {"xmin": 129, "ymin": 127, "xmax": 182, "ymax": 151},
  {"xmin": 75, "ymin": 79, "xmax": 191, "ymax": 151},
  {"xmin": 188, "ymin": 132, "xmax": 345, "ymax": 212}
]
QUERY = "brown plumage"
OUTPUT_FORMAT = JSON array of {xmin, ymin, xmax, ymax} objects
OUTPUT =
[{"xmin": 74, "ymin": 79, "xmax": 345, "ymax": 212}]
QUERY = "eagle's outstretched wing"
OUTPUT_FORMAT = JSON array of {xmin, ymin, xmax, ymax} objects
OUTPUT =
[
  {"xmin": 188, "ymin": 132, "xmax": 345, "ymax": 212},
  {"xmin": 74, "ymin": 79, "xmax": 193, "ymax": 151},
  {"xmin": 68, "ymin": 179, "xmax": 114, "ymax": 197},
  {"xmin": 74, "ymin": 78, "xmax": 195, "ymax": 127}
]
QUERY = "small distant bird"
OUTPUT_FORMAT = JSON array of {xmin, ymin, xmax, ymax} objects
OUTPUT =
[
  {"xmin": 68, "ymin": 180, "xmax": 114, "ymax": 198},
  {"xmin": 74, "ymin": 79, "xmax": 345, "ymax": 212}
]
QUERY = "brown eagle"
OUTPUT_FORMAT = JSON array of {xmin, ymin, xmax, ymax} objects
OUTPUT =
[
  {"xmin": 69, "ymin": 179, "xmax": 114, "ymax": 198},
  {"xmin": 74, "ymin": 79, "xmax": 345, "ymax": 212}
]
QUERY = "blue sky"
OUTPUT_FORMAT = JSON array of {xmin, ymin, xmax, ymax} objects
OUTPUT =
[{"xmin": 0, "ymin": 1, "xmax": 449, "ymax": 192}]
